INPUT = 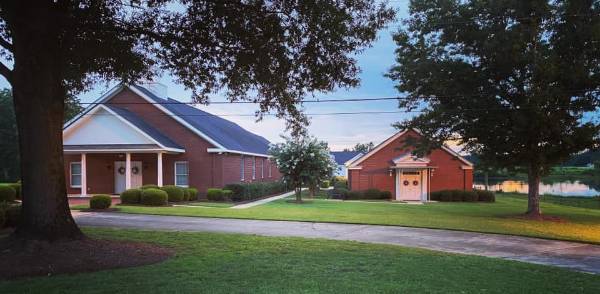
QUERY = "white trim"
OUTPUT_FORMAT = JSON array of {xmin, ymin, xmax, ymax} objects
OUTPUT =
[
  {"xmin": 64, "ymin": 148, "xmax": 182, "ymax": 153},
  {"xmin": 240, "ymin": 155, "xmax": 245, "ymax": 181},
  {"xmin": 348, "ymin": 129, "xmax": 473, "ymax": 167},
  {"xmin": 461, "ymin": 165, "xmax": 474, "ymax": 170},
  {"xmin": 343, "ymin": 152, "xmax": 364, "ymax": 166},
  {"xmin": 81, "ymin": 153, "xmax": 87, "ymax": 196},
  {"xmin": 349, "ymin": 130, "xmax": 408, "ymax": 167},
  {"xmin": 70, "ymin": 162, "xmax": 82, "ymax": 188},
  {"xmin": 157, "ymin": 152, "xmax": 164, "ymax": 187},
  {"xmin": 63, "ymin": 104, "xmax": 185, "ymax": 153},
  {"xmin": 261, "ymin": 158, "xmax": 265, "ymax": 179},
  {"xmin": 174, "ymin": 161, "xmax": 189, "ymax": 187},
  {"xmin": 128, "ymin": 85, "xmax": 227, "ymax": 150},
  {"xmin": 347, "ymin": 166, "xmax": 363, "ymax": 170},
  {"xmin": 99, "ymin": 105, "xmax": 185, "ymax": 152},
  {"xmin": 125, "ymin": 153, "xmax": 132, "ymax": 190},
  {"xmin": 63, "ymin": 84, "xmax": 124, "ymax": 129},
  {"xmin": 207, "ymin": 148, "xmax": 271, "ymax": 158}
]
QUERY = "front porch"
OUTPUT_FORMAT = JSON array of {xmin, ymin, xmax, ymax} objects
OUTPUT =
[
  {"xmin": 391, "ymin": 153, "xmax": 435, "ymax": 202},
  {"xmin": 65, "ymin": 147, "xmax": 183, "ymax": 196}
]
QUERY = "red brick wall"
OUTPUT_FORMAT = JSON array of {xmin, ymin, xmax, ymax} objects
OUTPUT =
[
  {"xmin": 64, "ymin": 87, "xmax": 282, "ymax": 196},
  {"xmin": 348, "ymin": 130, "xmax": 473, "ymax": 198}
]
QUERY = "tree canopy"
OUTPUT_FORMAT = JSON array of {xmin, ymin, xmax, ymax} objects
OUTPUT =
[
  {"xmin": 0, "ymin": 1, "xmax": 394, "ymax": 240},
  {"xmin": 269, "ymin": 137, "xmax": 337, "ymax": 202},
  {"xmin": 387, "ymin": 0, "xmax": 600, "ymax": 216}
]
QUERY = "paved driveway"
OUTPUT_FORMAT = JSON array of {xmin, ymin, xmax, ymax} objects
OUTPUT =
[{"xmin": 73, "ymin": 211, "xmax": 600, "ymax": 274}]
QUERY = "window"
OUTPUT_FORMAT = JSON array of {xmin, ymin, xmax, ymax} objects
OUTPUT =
[
  {"xmin": 268, "ymin": 159, "xmax": 272, "ymax": 178},
  {"xmin": 174, "ymin": 161, "xmax": 189, "ymax": 187},
  {"xmin": 70, "ymin": 162, "xmax": 82, "ymax": 187},
  {"xmin": 252, "ymin": 157, "xmax": 256, "ymax": 179},
  {"xmin": 240, "ymin": 155, "xmax": 245, "ymax": 181},
  {"xmin": 261, "ymin": 158, "xmax": 265, "ymax": 179}
]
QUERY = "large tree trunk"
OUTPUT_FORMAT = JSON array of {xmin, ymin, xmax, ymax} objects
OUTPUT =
[
  {"xmin": 526, "ymin": 165, "xmax": 542, "ymax": 217},
  {"xmin": 8, "ymin": 3, "xmax": 83, "ymax": 240}
]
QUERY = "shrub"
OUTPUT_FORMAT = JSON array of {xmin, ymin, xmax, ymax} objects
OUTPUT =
[
  {"xmin": 224, "ymin": 181, "xmax": 288, "ymax": 202},
  {"xmin": 345, "ymin": 190, "xmax": 363, "ymax": 200},
  {"xmin": 182, "ymin": 189, "xmax": 190, "ymax": 201},
  {"xmin": 141, "ymin": 188, "xmax": 168, "ymax": 206},
  {"xmin": 120, "ymin": 188, "xmax": 142, "ymax": 204},
  {"xmin": 476, "ymin": 190, "xmax": 496, "ymax": 202},
  {"xmin": 450, "ymin": 190, "xmax": 465, "ymax": 202},
  {"xmin": 0, "ymin": 185, "xmax": 16, "ymax": 202},
  {"xmin": 222, "ymin": 189, "xmax": 233, "ymax": 201},
  {"xmin": 438, "ymin": 190, "xmax": 454, "ymax": 202},
  {"xmin": 320, "ymin": 180, "xmax": 330, "ymax": 189},
  {"xmin": 89, "ymin": 195, "xmax": 112, "ymax": 209},
  {"xmin": 187, "ymin": 187, "xmax": 198, "ymax": 201},
  {"xmin": 161, "ymin": 185, "xmax": 184, "ymax": 202},
  {"xmin": 327, "ymin": 188, "xmax": 349, "ymax": 199},
  {"xmin": 463, "ymin": 191, "xmax": 479, "ymax": 202},
  {"xmin": 9, "ymin": 182, "xmax": 21, "ymax": 199},
  {"xmin": 363, "ymin": 188, "xmax": 385, "ymax": 199},
  {"xmin": 140, "ymin": 184, "xmax": 159, "ymax": 190},
  {"xmin": 207, "ymin": 188, "xmax": 226, "ymax": 201},
  {"xmin": 380, "ymin": 190, "xmax": 392, "ymax": 199},
  {"xmin": 333, "ymin": 178, "xmax": 348, "ymax": 189}
]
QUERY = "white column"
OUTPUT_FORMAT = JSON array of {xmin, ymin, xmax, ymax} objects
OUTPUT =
[
  {"xmin": 125, "ymin": 153, "xmax": 132, "ymax": 189},
  {"xmin": 157, "ymin": 152, "xmax": 163, "ymax": 187},
  {"xmin": 81, "ymin": 153, "xmax": 87, "ymax": 196}
]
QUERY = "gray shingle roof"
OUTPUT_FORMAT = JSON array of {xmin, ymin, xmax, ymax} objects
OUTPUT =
[
  {"xmin": 331, "ymin": 151, "xmax": 363, "ymax": 165},
  {"xmin": 132, "ymin": 85, "xmax": 271, "ymax": 155},
  {"xmin": 106, "ymin": 105, "xmax": 184, "ymax": 150}
]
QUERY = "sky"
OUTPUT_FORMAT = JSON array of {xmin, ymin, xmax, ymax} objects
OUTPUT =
[{"xmin": 1, "ymin": 1, "xmax": 413, "ymax": 151}]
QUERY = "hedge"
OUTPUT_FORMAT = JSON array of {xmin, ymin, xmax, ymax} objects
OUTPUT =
[
  {"xmin": 320, "ymin": 180, "xmax": 330, "ymax": 189},
  {"xmin": 120, "ymin": 188, "xmax": 142, "ymax": 204},
  {"xmin": 431, "ymin": 189, "xmax": 495, "ymax": 202},
  {"xmin": 0, "ymin": 185, "xmax": 16, "ymax": 202},
  {"xmin": 207, "ymin": 188, "xmax": 227, "ymax": 201},
  {"xmin": 160, "ymin": 185, "xmax": 184, "ymax": 202},
  {"xmin": 327, "ymin": 188, "xmax": 392, "ymax": 200},
  {"xmin": 141, "ymin": 188, "xmax": 168, "ymax": 206},
  {"xmin": 332, "ymin": 177, "xmax": 348, "ymax": 189},
  {"xmin": 9, "ymin": 182, "xmax": 21, "ymax": 199},
  {"xmin": 223, "ymin": 181, "xmax": 288, "ymax": 202},
  {"xmin": 89, "ymin": 195, "xmax": 112, "ymax": 209},
  {"xmin": 140, "ymin": 184, "xmax": 160, "ymax": 190},
  {"xmin": 182, "ymin": 188, "xmax": 190, "ymax": 201},
  {"xmin": 187, "ymin": 188, "xmax": 198, "ymax": 201}
]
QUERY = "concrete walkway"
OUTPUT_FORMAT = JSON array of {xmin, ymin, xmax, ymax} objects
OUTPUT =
[
  {"xmin": 73, "ymin": 212, "xmax": 600, "ymax": 274},
  {"xmin": 231, "ymin": 190, "xmax": 300, "ymax": 209}
]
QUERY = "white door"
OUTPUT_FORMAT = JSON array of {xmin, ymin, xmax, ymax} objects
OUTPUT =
[
  {"xmin": 399, "ymin": 171, "xmax": 422, "ymax": 201},
  {"xmin": 114, "ymin": 161, "xmax": 143, "ymax": 194}
]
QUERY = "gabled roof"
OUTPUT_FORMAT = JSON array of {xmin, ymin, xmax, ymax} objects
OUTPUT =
[
  {"xmin": 131, "ymin": 85, "xmax": 271, "ymax": 156},
  {"xmin": 105, "ymin": 105, "xmax": 183, "ymax": 150},
  {"xmin": 330, "ymin": 151, "xmax": 363, "ymax": 165},
  {"xmin": 349, "ymin": 129, "xmax": 473, "ymax": 167},
  {"xmin": 391, "ymin": 153, "xmax": 431, "ymax": 168}
]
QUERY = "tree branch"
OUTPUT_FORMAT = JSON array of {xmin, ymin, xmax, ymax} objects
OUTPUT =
[
  {"xmin": 0, "ymin": 60, "xmax": 12, "ymax": 83},
  {"xmin": 0, "ymin": 36, "xmax": 13, "ymax": 52}
]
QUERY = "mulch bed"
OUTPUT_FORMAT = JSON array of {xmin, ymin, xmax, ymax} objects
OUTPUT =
[{"xmin": 0, "ymin": 236, "xmax": 173, "ymax": 280}]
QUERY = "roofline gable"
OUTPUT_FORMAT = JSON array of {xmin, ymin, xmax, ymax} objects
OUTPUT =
[
  {"xmin": 348, "ymin": 128, "xmax": 473, "ymax": 167},
  {"xmin": 63, "ymin": 104, "xmax": 185, "ymax": 153}
]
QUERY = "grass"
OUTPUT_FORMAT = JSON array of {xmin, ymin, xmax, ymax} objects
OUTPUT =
[
  {"xmin": 1, "ymin": 228, "xmax": 598, "ymax": 293},
  {"xmin": 73, "ymin": 192, "xmax": 600, "ymax": 244},
  {"xmin": 178, "ymin": 201, "xmax": 235, "ymax": 208}
]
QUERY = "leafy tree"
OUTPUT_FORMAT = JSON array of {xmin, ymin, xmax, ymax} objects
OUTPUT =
[
  {"xmin": 387, "ymin": 0, "xmax": 600, "ymax": 217},
  {"xmin": 0, "ymin": 89, "xmax": 82, "ymax": 182},
  {"xmin": 0, "ymin": 89, "xmax": 18, "ymax": 182},
  {"xmin": 0, "ymin": 1, "xmax": 393, "ymax": 240},
  {"xmin": 269, "ymin": 137, "xmax": 337, "ymax": 202},
  {"xmin": 352, "ymin": 142, "xmax": 374, "ymax": 153}
]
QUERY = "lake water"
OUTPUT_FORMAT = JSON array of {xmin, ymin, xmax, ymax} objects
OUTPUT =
[{"xmin": 473, "ymin": 179, "xmax": 600, "ymax": 197}]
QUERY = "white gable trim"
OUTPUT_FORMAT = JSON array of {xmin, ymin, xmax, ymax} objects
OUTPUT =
[
  {"xmin": 63, "ymin": 84, "xmax": 125, "ymax": 129},
  {"xmin": 63, "ymin": 104, "xmax": 184, "ymax": 153},
  {"xmin": 348, "ymin": 130, "xmax": 408, "ymax": 167},
  {"xmin": 127, "ymin": 85, "xmax": 227, "ymax": 150},
  {"xmin": 348, "ymin": 129, "xmax": 473, "ymax": 167},
  {"xmin": 344, "ymin": 152, "xmax": 364, "ymax": 166}
]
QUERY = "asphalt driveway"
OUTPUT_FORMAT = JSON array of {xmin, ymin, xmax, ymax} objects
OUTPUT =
[{"xmin": 73, "ymin": 211, "xmax": 600, "ymax": 274}]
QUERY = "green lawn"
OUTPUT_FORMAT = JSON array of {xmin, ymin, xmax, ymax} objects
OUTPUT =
[
  {"xmin": 178, "ymin": 201, "xmax": 235, "ymax": 208},
  {"xmin": 1, "ymin": 228, "xmax": 598, "ymax": 293},
  {"xmin": 74, "ymin": 192, "xmax": 600, "ymax": 244}
]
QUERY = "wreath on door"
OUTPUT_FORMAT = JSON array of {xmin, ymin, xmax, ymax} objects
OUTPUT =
[
  {"xmin": 118, "ymin": 166, "xmax": 140, "ymax": 175},
  {"xmin": 118, "ymin": 167, "xmax": 126, "ymax": 175},
  {"xmin": 403, "ymin": 180, "xmax": 409, "ymax": 186},
  {"xmin": 413, "ymin": 180, "xmax": 419, "ymax": 186}
]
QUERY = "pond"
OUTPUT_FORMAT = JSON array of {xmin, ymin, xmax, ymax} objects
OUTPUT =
[{"xmin": 473, "ymin": 177, "xmax": 600, "ymax": 197}]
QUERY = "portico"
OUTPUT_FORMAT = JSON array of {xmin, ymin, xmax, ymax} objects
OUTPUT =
[{"xmin": 390, "ymin": 153, "xmax": 434, "ymax": 202}]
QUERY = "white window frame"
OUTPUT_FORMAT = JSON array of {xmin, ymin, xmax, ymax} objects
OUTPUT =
[
  {"xmin": 174, "ymin": 161, "xmax": 189, "ymax": 187},
  {"xmin": 268, "ymin": 159, "xmax": 272, "ymax": 178},
  {"xmin": 70, "ymin": 162, "xmax": 82, "ymax": 188},
  {"xmin": 261, "ymin": 158, "xmax": 265, "ymax": 179},
  {"xmin": 240, "ymin": 155, "xmax": 245, "ymax": 181},
  {"xmin": 252, "ymin": 157, "xmax": 256, "ymax": 179}
]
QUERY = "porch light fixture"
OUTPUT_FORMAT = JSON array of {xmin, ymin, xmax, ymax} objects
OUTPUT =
[{"xmin": 388, "ymin": 169, "xmax": 393, "ymax": 177}]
